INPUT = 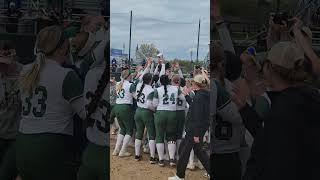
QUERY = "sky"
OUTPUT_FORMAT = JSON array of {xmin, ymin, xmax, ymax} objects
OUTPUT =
[{"xmin": 110, "ymin": 0, "xmax": 210, "ymax": 61}]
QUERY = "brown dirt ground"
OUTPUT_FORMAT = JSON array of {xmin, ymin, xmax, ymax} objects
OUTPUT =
[{"xmin": 110, "ymin": 134, "xmax": 207, "ymax": 180}]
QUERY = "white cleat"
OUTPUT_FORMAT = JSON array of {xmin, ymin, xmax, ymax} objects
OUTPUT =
[
  {"xmin": 143, "ymin": 146, "xmax": 150, "ymax": 154},
  {"xmin": 187, "ymin": 163, "xmax": 195, "ymax": 170},
  {"xmin": 168, "ymin": 175, "xmax": 184, "ymax": 180},
  {"xmin": 196, "ymin": 161, "xmax": 204, "ymax": 170},
  {"xmin": 112, "ymin": 149, "xmax": 120, "ymax": 156},
  {"xmin": 203, "ymin": 172, "xmax": 210, "ymax": 179},
  {"xmin": 118, "ymin": 151, "xmax": 131, "ymax": 157}
]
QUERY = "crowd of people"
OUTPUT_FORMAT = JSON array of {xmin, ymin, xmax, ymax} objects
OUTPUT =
[
  {"xmin": 0, "ymin": 14, "xmax": 108, "ymax": 180},
  {"xmin": 109, "ymin": 54, "xmax": 212, "ymax": 179},
  {"xmin": 208, "ymin": 8, "xmax": 320, "ymax": 180},
  {"xmin": 110, "ymin": 7, "xmax": 320, "ymax": 180}
]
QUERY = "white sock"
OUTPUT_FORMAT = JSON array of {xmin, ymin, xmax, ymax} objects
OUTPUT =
[
  {"xmin": 168, "ymin": 142, "xmax": 176, "ymax": 160},
  {"xmin": 114, "ymin": 134, "xmax": 124, "ymax": 152},
  {"xmin": 135, "ymin": 139, "xmax": 142, "ymax": 156},
  {"xmin": 120, "ymin": 135, "xmax": 131, "ymax": 152},
  {"xmin": 189, "ymin": 149, "xmax": 194, "ymax": 164},
  {"xmin": 176, "ymin": 139, "xmax": 182, "ymax": 160},
  {"xmin": 164, "ymin": 140, "xmax": 169, "ymax": 159},
  {"xmin": 156, "ymin": 143, "xmax": 165, "ymax": 160},
  {"xmin": 130, "ymin": 131, "xmax": 135, "ymax": 144},
  {"xmin": 149, "ymin": 140, "xmax": 156, "ymax": 158}
]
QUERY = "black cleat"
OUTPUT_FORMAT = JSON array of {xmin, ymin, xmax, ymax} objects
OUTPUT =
[
  {"xmin": 158, "ymin": 160, "xmax": 165, "ymax": 167},
  {"xmin": 134, "ymin": 155, "xmax": 142, "ymax": 161},
  {"xmin": 169, "ymin": 159, "xmax": 176, "ymax": 167},
  {"xmin": 149, "ymin": 157, "xmax": 157, "ymax": 164}
]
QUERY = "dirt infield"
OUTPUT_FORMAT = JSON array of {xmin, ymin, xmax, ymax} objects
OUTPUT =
[{"xmin": 110, "ymin": 134, "xmax": 207, "ymax": 180}]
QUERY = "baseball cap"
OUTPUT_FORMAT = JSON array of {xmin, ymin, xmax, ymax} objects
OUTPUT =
[
  {"xmin": 193, "ymin": 74, "xmax": 207, "ymax": 85},
  {"xmin": 267, "ymin": 41, "xmax": 304, "ymax": 69}
]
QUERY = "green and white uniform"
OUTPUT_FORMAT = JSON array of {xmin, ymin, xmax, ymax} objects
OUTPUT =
[
  {"xmin": 0, "ymin": 66, "xmax": 21, "ymax": 180},
  {"xmin": 114, "ymin": 80, "xmax": 134, "ymax": 136},
  {"xmin": 133, "ymin": 83, "xmax": 155, "ymax": 140},
  {"xmin": 133, "ymin": 82, "xmax": 156, "ymax": 157},
  {"xmin": 176, "ymin": 86, "xmax": 187, "ymax": 140},
  {"xmin": 78, "ymin": 64, "xmax": 108, "ymax": 180},
  {"xmin": 153, "ymin": 85, "xmax": 184, "ymax": 161},
  {"xmin": 17, "ymin": 59, "xmax": 83, "ymax": 180},
  {"xmin": 113, "ymin": 80, "xmax": 135, "ymax": 156}
]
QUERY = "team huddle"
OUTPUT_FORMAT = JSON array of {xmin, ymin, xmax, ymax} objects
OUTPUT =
[{"xmin": 110, "ymin": 55, "xmax": 210, "ymax": 172}]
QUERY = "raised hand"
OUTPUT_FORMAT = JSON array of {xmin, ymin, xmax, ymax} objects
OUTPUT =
[{"xmin": 289, "ymin": 17, "xmax": 303, "ymax": 31}]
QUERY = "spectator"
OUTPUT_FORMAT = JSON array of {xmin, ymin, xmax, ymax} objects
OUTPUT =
[
  {"xmin": 232, "ymin": 41, "xmax": 320, "ymax": 180},
  {"xmin": 169, "ymin": 74, "xmax": 210, "ymax": 180}
]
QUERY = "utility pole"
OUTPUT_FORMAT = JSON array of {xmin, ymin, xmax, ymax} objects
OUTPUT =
[
  {"xmin": 128, "ymin": 10, "xmax": 133, "ymax": 65},
  {"xmin": 196, "ymin": 19, "xmax": 201, "ymax": 62}
]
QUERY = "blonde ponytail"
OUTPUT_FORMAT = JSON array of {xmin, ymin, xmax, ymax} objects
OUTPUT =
[
  {"xmin": 116, "ymin": 69, "xmax": 130, "ymax": 93},
  {"xmin": 19, "ymin": 26, "xmax": 62, "ymax": 95},
  {"xmin": 20, "ymin": 52, "xmax": 46, "ymax": 95}
]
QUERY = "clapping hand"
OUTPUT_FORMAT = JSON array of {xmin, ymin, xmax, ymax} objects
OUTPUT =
[{"xmin": 231, "ymin": 79, "xmax": 250, "ymax": 109}]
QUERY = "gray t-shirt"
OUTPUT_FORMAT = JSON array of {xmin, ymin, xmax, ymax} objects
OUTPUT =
[{"xmin": 211, "ymin": 79, "xmax": 245, "ymax": 154}]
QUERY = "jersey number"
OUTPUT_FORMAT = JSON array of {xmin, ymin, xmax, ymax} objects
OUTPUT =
[
  {"xmin": 136, "ymin": 91, "xmax": 145, "ymax": 104},
  {"xmin": 177, "ymin": 99, "xmax": 183, "ymax": 106},
  {"xmin": 86, "ymin": 91, "xmax": 110, "ymax": 133},
  {"xmin": 117, "ymin": 89, "xmax": 125, "ymax": 99},
  {"xmin": 22, "ymin": 86, "xmax": 47, "ymax": 117},
  {"xmin": 163, "ymin": 93, "xmax": 175, "ymax": 105}
]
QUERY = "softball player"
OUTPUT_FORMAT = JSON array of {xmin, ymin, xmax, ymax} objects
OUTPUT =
[
  {"xmin": 133, "ymin": 73, "xmax": 157, "ymax": 163},
  {"xmin": 171, "ymin": 75, "xmax": 186, "ymax": 161},
  {"xmin": 153, "ymin": 75, "xmax": 185, "ymax": 167},
  {"xmin": 112, "ymin": 68, "xmax": 135, "ymax": 157},
  {"xmin": 17, "ymin": 26, "xmax": 85, "ymax": 180},
  {"xmin": 78, "ymin": 60, "xmax": 108, "ymax": 180}
]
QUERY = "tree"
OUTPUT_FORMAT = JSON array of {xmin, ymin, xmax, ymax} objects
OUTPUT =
[{"xmin": 136, "ymin": 43, "xmax": 160, "ymax": 62}]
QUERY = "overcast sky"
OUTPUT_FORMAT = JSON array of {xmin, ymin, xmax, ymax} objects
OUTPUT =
[{"xmin": 111, "ymin": 0, "xmax": 209, "ymax": 60}]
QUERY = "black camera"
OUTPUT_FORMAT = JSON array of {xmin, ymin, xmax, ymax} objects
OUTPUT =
[{"xmin": 271, "ymin": 12, "xmax": 289, "ymax": 25}]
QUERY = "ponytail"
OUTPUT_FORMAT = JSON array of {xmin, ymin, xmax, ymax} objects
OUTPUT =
[
  {"xmin": 116, "ymin": 79, "xmax": 124, "ymax": 94},
  {"xmin": 160, "ymin": 75, "xmax": 170, "ymax": 95},
  {"xmin": 20, "ymin": 25, "xmax": 63, "ymax": 95},
  {"xmin": 117, "ymin": 69, "xmax": 130, "ymax": 94},
  {"xmin": 164, "ymin": 84, "xmax": 168, "ymax": 95},
  {"xmin": 137, "ymin": 82, "xmax": 145, "ymax": 99},
  {"xmin": 86, "ymin": 65, "xmax": 108, "ymax": 127},
  {"xmin": 20, "ymin": 51, "xmax": 46, "ymax": 95}
]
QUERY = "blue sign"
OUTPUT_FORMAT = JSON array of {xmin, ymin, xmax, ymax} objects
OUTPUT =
[{"xmin": 111, "ymin": 48, "xmax": 123, "ymax": 56}]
